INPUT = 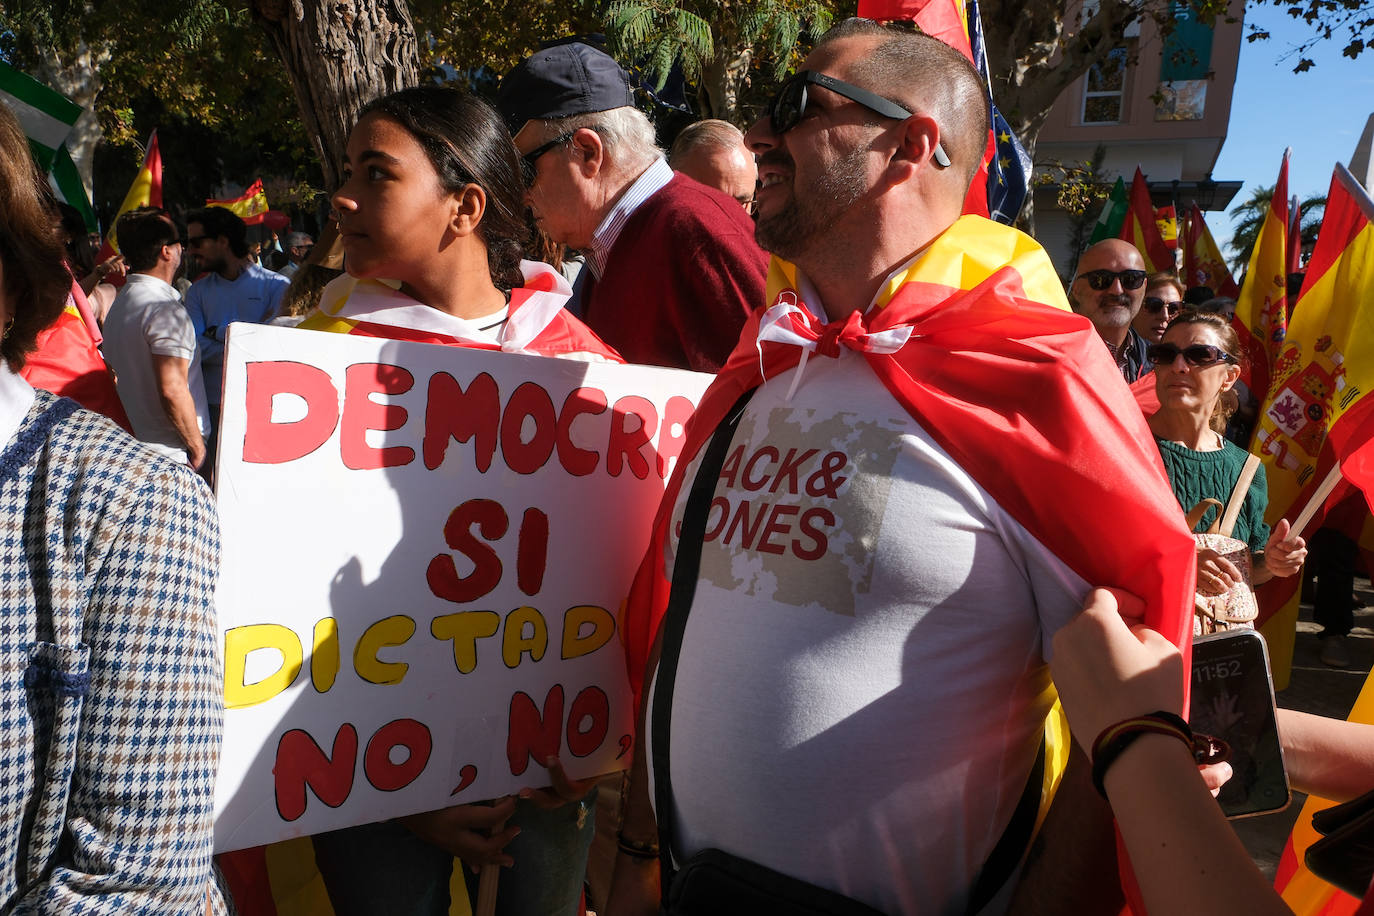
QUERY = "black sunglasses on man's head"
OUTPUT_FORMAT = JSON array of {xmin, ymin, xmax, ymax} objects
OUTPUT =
[{"xmin": 767, "ymin": 71, "xmax": 952, "ymax": 169}]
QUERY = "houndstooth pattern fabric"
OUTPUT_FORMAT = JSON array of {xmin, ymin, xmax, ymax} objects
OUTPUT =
[{"xmin": 0, "ymin": 391, "xmax": 229, "ymax": 915}]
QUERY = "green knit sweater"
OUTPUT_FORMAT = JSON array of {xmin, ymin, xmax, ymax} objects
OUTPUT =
[{"xmin": 1156, "ymin": 436, "xmax": 1270, "ymax": 553}]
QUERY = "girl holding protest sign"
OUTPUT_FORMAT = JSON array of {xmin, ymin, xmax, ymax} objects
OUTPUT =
[{"xmin": 278, "ymin": 86, "xmax": 618, "ymax": 916}]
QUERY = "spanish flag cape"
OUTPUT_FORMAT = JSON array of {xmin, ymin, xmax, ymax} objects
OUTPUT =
[
  {"xmin": 218, "ymin": 258, "xmax": 617, "ymax": 916},
  {"xmin": 619, "ymin": 215, "xmax": 1197, "ymax": 911},
  {"xmin": 21, "ymin": 279, "xmax": 130, "ymax": 431},
  {"xmin": 297, "ymin": 259, "xmax": 620, "ymax": 362}
]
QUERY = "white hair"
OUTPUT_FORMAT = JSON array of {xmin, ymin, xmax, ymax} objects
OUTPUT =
[{"xmin": 541, "ymin": 106, "xmax": 661, "ymax": 175}]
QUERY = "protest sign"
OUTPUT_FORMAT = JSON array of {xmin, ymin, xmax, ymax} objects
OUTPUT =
[{"xmin": 212, "ymin": 324, "xmax": 712, "ymax": 852}]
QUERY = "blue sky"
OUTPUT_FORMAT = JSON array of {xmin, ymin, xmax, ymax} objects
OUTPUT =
[{"xmin": 1211, "ymin": 3, "xmax": 1373, "ymax": 255}]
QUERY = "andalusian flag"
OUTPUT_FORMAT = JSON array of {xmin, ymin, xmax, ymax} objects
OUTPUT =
[
  {"xmin": 49, "ymin": 144, "xmax": 97, "ymax": 233},
  {"xmin": 1249, "ymin": 163, "xmax": 1374, "ymax": 690},
  {"xmin": 1234, "ymin": 149, "xmax": 1290, "ymax": 403},
  {"xmin": 1183, "ymin": 204, "xmax": 1240, "ymax": 298},
  {"xmin": 1118, "ymin": 167, "xmax": 1174, "ymax": 272},
  {"xmin": 0, "ymin": 61, "xmax": 97, "ymax": 233},
  {"xmin": 101, "ymin": 130, "xmax": 163, "ymax": 257},
  {"xmin": 1090, "ymin": 177, "xmax": 1129, "ymax": 243},
  {"xmin": 208, "ymin": 178, "xmax": 270, "ymax": 225},
  {"xmin": 0, "ymin": 59, "xmax": 80, "ymax": 171}
]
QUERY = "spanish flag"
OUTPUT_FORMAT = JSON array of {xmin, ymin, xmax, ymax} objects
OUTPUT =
[
  {"xmin": 1249, "ymin": 162, "xmax": 1374, "ymax": 691},
  {"xmin": 856, "ymin": 0, "xmax": 1002, "ymax": 220},
  {"xmin": 1234, "ymin": 150, "xmax": 1291, "ymax": 402},
  {"xmin": 98, "ymin": 130, "xmax": 161, "ymax": 261},
  {"xmin": 1118, "ymin": 168, "xmax": 1174, "ymax": 272},
  {"xmin": 21, "ymin": 280, "xmax": 131, "ymax": 431},
  {"xmin": 1155, "ymin": 204, "xmax": 1178, "ymax": 249},
  {"xmin": 1183, "ymin": 204, "xmax": 1241, "ymax": 298},
  {"xmin": 207, "ymin": 177, "xmax": 270, "ymax": 225},
  {"xmin": 857, "ymin": 0, "xmax": 972, "ymax": 57}
]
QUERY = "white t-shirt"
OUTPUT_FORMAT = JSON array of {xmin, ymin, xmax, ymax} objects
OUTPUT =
[
  {"xmin": 102, "ymin": 273, "xmax": 210, "ymax": 461},
  {"xmin": 0, "ymin": 360, "xmax": 35, "ymax": 451},
  {"xmin": 649, "ymin": 348, "xmax": 1088, "ymax": 916}
]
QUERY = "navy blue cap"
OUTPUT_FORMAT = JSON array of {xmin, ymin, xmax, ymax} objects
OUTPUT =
[{"xmin": 497, "ymin": 42, "xmax": 634, "ymax": 136}]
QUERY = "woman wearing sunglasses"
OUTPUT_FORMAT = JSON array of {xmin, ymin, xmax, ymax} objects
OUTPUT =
[
  {"xmin": 1146, "ymin": 310, "xmax": 1306, "ymax": 596},
  {"xmin": 1131, "ymin": 272, "xmax": 1184, "ymax": 345}
]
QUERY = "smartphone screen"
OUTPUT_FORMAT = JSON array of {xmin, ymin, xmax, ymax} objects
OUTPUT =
[{"xmin": 1190, "ymin": 630, "xmax": 1291, "ymax": 819}]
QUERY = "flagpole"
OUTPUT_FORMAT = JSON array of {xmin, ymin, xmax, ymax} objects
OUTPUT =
[{"xmin": 1290, "ymin": 463, "xmax": 1343, "ymax": 535}]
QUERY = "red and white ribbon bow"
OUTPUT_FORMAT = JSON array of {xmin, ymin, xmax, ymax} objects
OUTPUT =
[{"xmin": 756, "ymin": 292, "xmax": 915, "ymax": 400}]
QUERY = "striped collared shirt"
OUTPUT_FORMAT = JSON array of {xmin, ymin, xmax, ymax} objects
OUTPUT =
[{"xmin": 584, "ymin": 156, "xmax": 673, "ymax": 281}]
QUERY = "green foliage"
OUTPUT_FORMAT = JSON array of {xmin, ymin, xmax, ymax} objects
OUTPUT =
[
  {"xmin": 411, "ymin": 0, "xmax": 603, "ymax": 85},
  {"xmin": 1245, "ymin": 0, "xmax": 1372, "ymax": 72},
  {"xmin": 1034, "ymin": 145, "xmax": 1113, "ymax": 278},
  {"xmin": 603, "ymin": 0, "xmax": 838, "ymax": 105},
  {"xmin": 1226, "ymin": 183, "xmax": 1326, "ymax": 266}
]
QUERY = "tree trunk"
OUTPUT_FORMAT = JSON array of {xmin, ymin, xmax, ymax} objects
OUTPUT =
[
  {"xmin": 699, "ymin": 47, "xmax": 753, "ymax": 126},
  {"xmin": 32, "ymin": 44, "xmax": 107, "ymax": 199},
  {"xmin": 979, "ymin": 0, "xmax": 1150, "ymax": 236},
  {"xmin": 251, "ymin": 0, "xmax": 420, "ymax": 191}
]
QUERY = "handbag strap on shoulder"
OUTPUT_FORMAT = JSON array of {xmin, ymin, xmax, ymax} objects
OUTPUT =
[
  {"xmin": 1185, "ymin": 498, "xmax": 1225, "ymax": 534},
  {"xmin": 1218, "ymin": 453, "xmax": 1261, "ymax": 538}
]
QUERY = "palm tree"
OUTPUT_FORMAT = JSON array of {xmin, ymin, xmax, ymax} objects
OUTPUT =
[
  {"xmin": 603, "ymin": 0, "xmax": 836, "ymax": 125},
  {"xmin": 1227, "ymin": 184, "xmax": 1326, "ymax": 268}
]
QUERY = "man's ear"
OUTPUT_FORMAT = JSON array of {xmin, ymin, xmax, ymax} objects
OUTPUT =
[
  {"xmin": 451, "ymin": 184, "xmax": 487, "ymax": 237},
  {"xmin": 568, "ymin": 127, "xmax": 605, "ymax": 178},
  {"xmin": 896, "ymin": 114, "xmax": 945, "ymax": 171}
]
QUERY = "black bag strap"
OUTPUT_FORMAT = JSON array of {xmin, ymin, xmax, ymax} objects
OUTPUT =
[
  {"xmin": 652, "ymin": 389, "xmax": 754, "ymax": 900},
  {"xmin": 964, "ymin": 733, "xmax": 1046, "ymax": 914},
  {"xmin": 649, "ymin": 386, "xmax": 1044, "ymax": 914}
]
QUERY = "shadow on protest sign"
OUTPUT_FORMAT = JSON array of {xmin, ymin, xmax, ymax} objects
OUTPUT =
[{"xmin": 212, "ymin": 323, "xmax": 712, "ymax": 853}]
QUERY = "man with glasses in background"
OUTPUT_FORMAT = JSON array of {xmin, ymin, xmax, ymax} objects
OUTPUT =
[
  {"xmin": 668, "ymin": 119, "xmax": 759, "ymax": 213},
  {"xmin": 498, "ymin": 41, "xmax": 765, "ymax": 371},
  {"xmin": 276, "ymin": 230, "xmax": 314, "ymax": 279},
  {"xmin": 608, "ymin": 19, "xmax": 1195, "ymax": 916},
  {"xmin": 1068, "ymin": 238, "xmax": 1153, "ymax": 382}
]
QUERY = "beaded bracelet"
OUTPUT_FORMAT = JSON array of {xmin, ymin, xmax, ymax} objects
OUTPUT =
[
  {"xmin": 616, "ymin": 833, "xmax": 660, "ymax": 860},
  {"xmin": 1090, "ymin": 711, "xmax": 1194, "ymax": 799}
]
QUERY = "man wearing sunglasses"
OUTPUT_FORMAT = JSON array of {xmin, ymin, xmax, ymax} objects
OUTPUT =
[
  {"xmin": 612, "ymin": 19, "xmax": 1194, "ymax": 916},
  {"xmin": 498, "ymin": 41, "xmax": 766, "ymax": 371},
  {"xmin": 1067, "ymin": 238, "xmax": 1152, "ymax": 382}
]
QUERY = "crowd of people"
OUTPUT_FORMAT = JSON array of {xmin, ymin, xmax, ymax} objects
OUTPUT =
[{"xmin": 2, "ymin": 19, "xmax": 1372, "ymax": 916}]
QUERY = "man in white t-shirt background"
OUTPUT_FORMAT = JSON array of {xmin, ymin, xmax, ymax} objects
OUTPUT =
[{"xmin": 102, "ymin": 207, "xmax": 210, "ymax": 468}]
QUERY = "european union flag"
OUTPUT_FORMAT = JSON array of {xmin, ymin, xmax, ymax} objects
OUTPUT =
[{"xmin": 967, "ymin": 0, "xmax": 1032, "ymax": 223}]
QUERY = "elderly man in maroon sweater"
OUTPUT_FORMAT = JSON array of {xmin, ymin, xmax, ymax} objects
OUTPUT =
[{"xmin": 499, "ymin": 42, "xmax": 767, "ymax": 372}]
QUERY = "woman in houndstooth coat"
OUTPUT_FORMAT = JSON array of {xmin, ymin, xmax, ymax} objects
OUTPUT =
[{"xmin": 0, "ymin": 104, "xmax": 227, "ymax": 914}]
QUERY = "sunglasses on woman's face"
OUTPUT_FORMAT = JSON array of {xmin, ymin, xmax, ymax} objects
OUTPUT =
[
  {"xmin": 766, "ymin": 70, "xmax": 952, "ymax": 168},
  {"xmin": 1146, "ymin": 343, "xmax": 1237, "ymax": 368},
  {"xmin": 1143, "ymin": 296, "xmax": 1183, "ymax": 316},
  {"xmin": 1076, "ymin": 268, "xmax": 1147, "ymax": 291}
]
